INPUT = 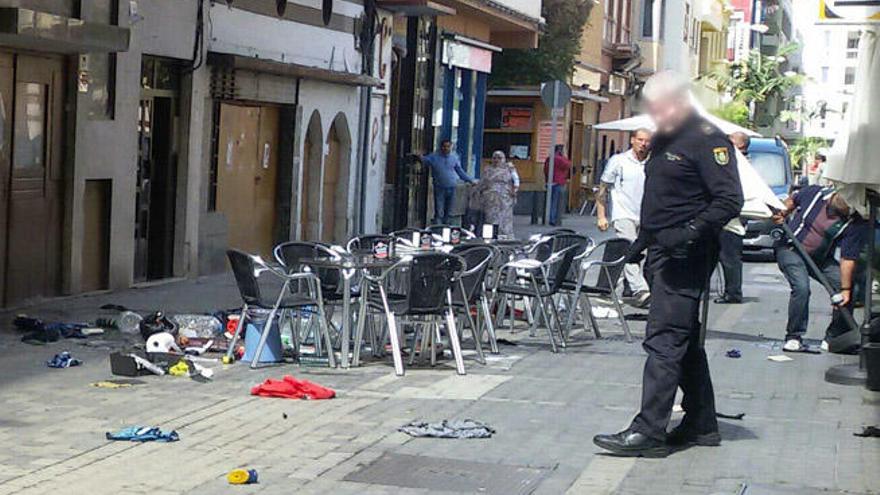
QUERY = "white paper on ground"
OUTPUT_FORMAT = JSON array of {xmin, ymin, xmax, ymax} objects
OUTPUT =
[{"xmin": 767, "ymin": 355, "xmax": 793, "ymax": 362}]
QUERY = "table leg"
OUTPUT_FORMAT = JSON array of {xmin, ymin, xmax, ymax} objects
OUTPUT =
[{"xmin": 340, "ymin": 277, "xmax": 352, "ymax": 368}]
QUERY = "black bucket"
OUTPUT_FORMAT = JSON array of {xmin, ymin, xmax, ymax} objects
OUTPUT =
[{"xmin": 866, "ymin": 343, "xmax": 880, "ymax": 392}]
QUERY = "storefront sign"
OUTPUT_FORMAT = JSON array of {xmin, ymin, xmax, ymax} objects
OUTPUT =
[
  {"xmin": 442, "ymin": 40, "xmax": 493, "ymax": 73},
  {"xmin": 819, "ymin": 0, "xmax": 880, "ymax": 23},
  {"xmin": 501, "ymin": 107, "xmax": 532, "ymax": 129},
  {"xmin": 536, "ymin": 120, "xmax": 565, "ymax": 164}
]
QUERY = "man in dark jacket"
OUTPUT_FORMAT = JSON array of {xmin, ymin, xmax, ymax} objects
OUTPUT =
[{"xmin": 593, "ymin": 71, "xmax": 743, "ymax": 457}]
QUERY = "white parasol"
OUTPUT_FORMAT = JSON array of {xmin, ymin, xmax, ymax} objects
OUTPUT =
[{"xmin": 823, "ymin": 27, "xmax": 879, "ymax": 215}]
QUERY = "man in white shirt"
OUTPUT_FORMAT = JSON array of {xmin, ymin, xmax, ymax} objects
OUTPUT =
[{"xmin": 596, "ymin": 128, "xmax": 652, "ymax": 308}]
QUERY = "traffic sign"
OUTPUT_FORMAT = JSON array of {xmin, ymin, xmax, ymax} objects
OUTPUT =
[
  {"xmin": 540, "ymin": 80, "xmax": 571, "ymax": 109},
  {"xmin": 819, "ymin": 0, "xmax": 880, "ymax": 23}
]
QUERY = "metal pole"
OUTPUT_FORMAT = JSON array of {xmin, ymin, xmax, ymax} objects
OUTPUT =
[
  {"xmin": 544, "ymin": 83, "xmax": 559, "ymax": 225},
  {"xmin": 860, "ymin": 193, "xmax": 877, "ymax": 370}
]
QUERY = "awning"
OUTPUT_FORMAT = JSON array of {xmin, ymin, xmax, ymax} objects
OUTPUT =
[
  {"xmin": 592, "ymin": 112, "xmax": 760, "ymax": 137},
  {"xmin": 824, "ymin": 27, "xmax": 879, "ymax": 214},
  {"xmin": 487, "ymin": 88, "xmax": 608, "ymax": 103},
  {"xmin": 0, "ymin": 7, "xmax": 129, "ymax": 54},
  {"xmin": 376, "ymin": 0, "xmax": 456, "ymax": 16},
  {"xmin": 207, "ymin": 53, "xmax": 382, "ymax": 88}
]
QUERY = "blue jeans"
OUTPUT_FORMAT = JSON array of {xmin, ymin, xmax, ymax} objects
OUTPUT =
[
  {"xmin": 433, "ymin": 186, "xmax": 456, "ymax": 225},
  {"xmin": 774, "ymin": 246, "xmax": 850, "ymax": 341},
  {"xmin": 549, "ymin": 184, "xmax": 564, "ymax": 225}
]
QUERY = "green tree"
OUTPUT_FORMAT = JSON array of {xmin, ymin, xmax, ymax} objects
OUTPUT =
[
  {"xmin": 708, "ymin": 43, "xmax": 803, "ymax": 125},
  {"xmin": 788, "ymin": 137, "xmax": 828, "ymax": 172},
  {"xmin": 489, "ymin": 0, "xmax": 593, "ymax": 86},
  {"xmin": 709, "ymin": 101, "xmax": 751, "ymax": 128}
]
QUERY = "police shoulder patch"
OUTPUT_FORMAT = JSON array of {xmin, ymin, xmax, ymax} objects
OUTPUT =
[{"xmin": 713, "ymin": 147, "xmax": 729, "ymax": 166}]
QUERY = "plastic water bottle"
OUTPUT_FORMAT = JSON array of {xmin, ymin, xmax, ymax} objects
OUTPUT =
[{"xmin": 117, "ymin": 311, "xmax": 143, "ymax": 334}]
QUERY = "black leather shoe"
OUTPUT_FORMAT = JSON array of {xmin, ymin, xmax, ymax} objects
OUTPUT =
[
  {"xmin": 593, "ymin": 429, "xmax": 669, "ymax": 458},
  {"xmin": 713, "ymin": 295, "xmax": 742, "ymax": 304},
  {"xmin": 666, "ymin": 424, "xmax": 721, "ymax": 447}
]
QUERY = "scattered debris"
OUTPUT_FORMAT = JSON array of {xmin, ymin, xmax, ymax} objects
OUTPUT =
[
  {"xmin": 106, "ymin": 426, "xmax": 179, "ymax": 442},
  {"xmin": 854, "ymin": 426, "xmax": 880, "ymax": 438},
  {"xmin": 399, "ymin": 419, "xmax": 495, "ymax": 439},
  {"xmin": 767, "ymin": 355, "xmax": 793, "ymax": 362},
  {"xmin": 91, "ymin": 379, "xmax": 145, "ymax": 389},
  {"xmin": 227, "ymin": 468, "xmax": 259, "ymax": 485},
  {"xmin": 716, "ymin": 412, "xmax": 746, "ymax": 420},
  {"xmin": 726, "ymin": 349, "xmax": 742, "ymax": 358},
  {"xmin": 47, "ymin": 352, "xmax": 82, "ymax": 368},
  {"xmin": 169, "ymin": 360, "xmax": 190, "ymax": 377},
  {"xmin": 250, "ymin": 375, "xmax": 335, "ymax": 400}
]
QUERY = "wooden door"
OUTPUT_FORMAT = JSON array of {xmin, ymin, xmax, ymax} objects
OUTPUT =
[
  {"xmin": 322, "ymin": 124, "xmax": 340, "ymax": 241},
  {"xmin": 215, "ymin": 103, "xmax": 278, "ymax": 257},
  {"xmin": 254, "ymin": 106, "xmax": 279, "ymax": 254},
  {"xmin": 5, "ymin": 54, "xmax": 64, "ymax": 305}
]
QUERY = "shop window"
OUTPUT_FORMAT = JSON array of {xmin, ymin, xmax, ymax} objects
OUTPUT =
[
  {"xmin": 483, "ymin": 133, "xmax": 532, "ymax": 160},
  {"xmin": 485, "ymin": 104, "xmax": 533, "ymax": 130}
]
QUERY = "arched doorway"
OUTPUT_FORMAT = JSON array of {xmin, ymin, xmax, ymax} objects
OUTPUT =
[
  {"xmin": 323, "ymin": 113, "xmax": 351, "ymax": 243},
  {"xmin": 301, "ymin": 111, "xmax": 322, "ymax": 241}
]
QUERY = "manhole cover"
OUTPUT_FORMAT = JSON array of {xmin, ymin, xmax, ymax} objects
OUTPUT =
[{"xmin": 343, "ymin": 453, "xmax": 551, "ymax": 494}]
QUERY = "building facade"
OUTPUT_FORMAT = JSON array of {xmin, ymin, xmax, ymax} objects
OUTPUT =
[
  {"xmin": 380, "ymin": 0, "xmax": 542, "ymax": 230},
  {"xmin": 0, "ymin": 0, "xmax": 394, "ymax": 307},
  {"xmin": 793, "ymin": 0, "xmax": 862, "ymax": 141}
]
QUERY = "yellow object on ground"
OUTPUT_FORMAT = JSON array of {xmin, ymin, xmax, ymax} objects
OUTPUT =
[
  {"xmin": 91, "ymin": 381, "xmax": 132, "ymax": 389},
  {"xmin": 168, "ymin": 361, "xmax": 190, "ymax": 377},
  {"xmin": 227, "ymin": 468, "xmax": 258, "ymax": 484}
]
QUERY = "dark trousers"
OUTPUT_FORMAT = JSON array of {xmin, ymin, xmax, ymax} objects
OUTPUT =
[
  {"xmin": 774, "ymin": 246, "xmax": 851, "ymax": 341},
  {"xmin": 718, "ymin": 230, "xmax": 743, "ymax": 300},
  {"xmin": 549, "ymin": 184, "xmax": 564, "ymax": 225},
  {"xmin": 630, "ymin": 242, "xmax": 718, "ymax": 441},
  {"xmin": 433, "ymin": 186, "xmax": 456, "ymax": 225}
]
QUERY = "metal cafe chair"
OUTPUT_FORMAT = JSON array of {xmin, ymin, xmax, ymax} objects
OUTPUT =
[
  {"xmin": 503, "ymin": 233, "xmax": 589, "ymax": 339},
  {"xmin": 560, "ymin": 238, "xmax": 634, "ymax": 343},
  {"xmin": 274, "ymin": 241, "xmax": 358, "ymax": 351},
  {"xmin": 225, "ymin": 249, "xmax": 336, "ymax": 369},
  {"xmin": 450, "ymin": 244, "xmax": 498, "ymax": 360},
  {"xmin": 358, "ymin": 253, "xmax": 466, "ymax": 376},
  {"xmin": 492, "ymin": 244, "xmax": 582, "ymax": 352}
]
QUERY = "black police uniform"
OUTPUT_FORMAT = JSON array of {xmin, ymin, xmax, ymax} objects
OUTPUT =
[{"xmin": 628, "ymin": 113, "xmax": 743, "ymax": 441}]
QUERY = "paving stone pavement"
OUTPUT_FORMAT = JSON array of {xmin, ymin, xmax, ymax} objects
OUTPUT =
[{"xmin": 0, "ymin": 216, "xmax": 877, "ymax": 494}]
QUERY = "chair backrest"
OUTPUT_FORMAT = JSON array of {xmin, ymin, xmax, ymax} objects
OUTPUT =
[
  {"xmin": 347, "ymin": 234, "xmax": 392, "ymax": 255},
  {"xmin": 227, "ymin": 249, "xmax": 265, "ymax": 307},
  {"xmin": 451, "ymin": 245, "xmax": 494, "ymax": 303},
  {"xmin": 595, "ymin": 238, "xmax": 631, "ymax": 291},
  {"xmin": 545, "ymin": 245, "xmax": 582, "ymax": 294},
  {"xmin": 274, "ymin": 241, "xmax": 340, "ymax": 292},
  {"xmin": 405, "ymin": 253, "xmax": 464, "ymax": 314}
]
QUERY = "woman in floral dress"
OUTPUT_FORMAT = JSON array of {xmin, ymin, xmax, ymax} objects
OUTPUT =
[{"xmin": 478, "ymin": 151, "xmax": 519, "ymax": 236}]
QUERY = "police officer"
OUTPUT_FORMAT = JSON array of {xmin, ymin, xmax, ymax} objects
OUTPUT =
[{"xmin": 593, "ymin": 71, "xmax": 743, "ymax": 457}]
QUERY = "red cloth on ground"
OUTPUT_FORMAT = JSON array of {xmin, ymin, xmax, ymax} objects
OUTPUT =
[{"xmin": 250, "ymin": 375, "xmax": 336, "ymax": 400}]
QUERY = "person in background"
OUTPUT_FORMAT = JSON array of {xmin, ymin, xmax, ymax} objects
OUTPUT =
[
  {"xmin": 714, "ymin": 132, "xmax": 750, "ymax": 304},
  {"xmin": 807, "ymin": 153, "xmax": 826, "ymax": 186},
  {"xmin": 543, "ymin": 144, "xmax": 571, "ymax": 226},
  {"xmin": 596, "ymin": 128, "xmax": 653, "ymax": 308},
  {"xmin": 772, "ymin": 185, "xmax": 867, "ymax": 353},
  {"xmin": 478, "ymin": 151, "xmax": 519, "ymax": 236},
  {"xmin": 420, "ymin": 139, "xmax": 477, "ymax": 224}
]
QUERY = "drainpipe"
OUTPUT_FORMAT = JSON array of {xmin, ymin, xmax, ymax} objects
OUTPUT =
[{"xmin": 356, "ymin": 1, "xmax": 378, "ymax": 234}]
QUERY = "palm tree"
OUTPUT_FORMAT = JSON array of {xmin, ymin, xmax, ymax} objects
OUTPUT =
[{"xmin": 709, "ymin": 43, "xmax": 803, "ymax": 126}]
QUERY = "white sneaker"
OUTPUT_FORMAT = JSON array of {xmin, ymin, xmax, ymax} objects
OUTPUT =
[
  {"xmin": 820, "ymin": 340, "xmax": 829, "ymax": 352},
  {"xmin": 782, "ymin": 339, "xmax": 804, "ymax": 352}
]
